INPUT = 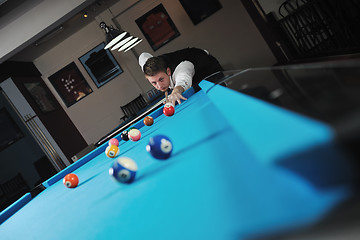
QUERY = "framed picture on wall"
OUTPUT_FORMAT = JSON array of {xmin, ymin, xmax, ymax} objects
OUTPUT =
[
  {"xmin": 179, "ymin": 0, "xmax": 222, "ymax": 25},
  {"xmin": 79, "ymin": 42, "xmax": 123, "ymax": 88},
  {"xmin": 0, "ymin": 108, "xmax": 24, "ymax": 152},
  {"xmin": 145, "ymin": 87, "xmax": 162, "ymax": 102},
  {"xmin": 23, "ymin": 81, "xmax": 58, "ymax": 113},
  {"xmin": 136, "ymin": 4, "xmax": 180, "ymax": 51},
  {"xmin": 48, "ymin": 62, "xmax": 93, "ymax": 107}
]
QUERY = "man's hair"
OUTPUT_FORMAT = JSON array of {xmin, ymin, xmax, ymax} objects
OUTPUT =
[{"xmin": 143, "ymin": 57, "xmax": 168, "ymax": 76}]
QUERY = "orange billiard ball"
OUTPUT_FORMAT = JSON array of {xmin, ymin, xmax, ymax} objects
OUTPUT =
[
  {"xmin": 143, "ymin": 116, "xmax": 154, "ymax": 126},
  {"xmin": 63, "ymin": 173, "xmax": 79, "ymax": 188}
]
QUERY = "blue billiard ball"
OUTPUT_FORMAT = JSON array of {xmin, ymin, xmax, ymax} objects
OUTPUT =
[
  {"xmin": 109, "ymin": 157, "xmax": 138, "ymax": 183},
  {"xmin": 146, "ymin": 135, "xmax": 173, "ymax": 159}
]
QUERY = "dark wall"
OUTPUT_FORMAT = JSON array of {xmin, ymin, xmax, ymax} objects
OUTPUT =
[
  {"xmin": 0, "ymin": 91, "xmax": 43, "ymax": 188},
  {"xmin": 0, "ymin": 61, "xmax": 41, "ymax": 83}
]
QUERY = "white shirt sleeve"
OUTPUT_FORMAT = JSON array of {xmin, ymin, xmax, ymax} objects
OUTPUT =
[{"xmin": 172, "ymin": 61, "xmax": 195, "ymax": 91}]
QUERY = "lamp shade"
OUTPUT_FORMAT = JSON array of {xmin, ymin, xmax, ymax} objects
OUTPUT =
[
  {"xmin": 105, "ymin": 29, "xmax": 125, "ymax": 49},
  {"xmin": 100, "ymin": 22, "xmax": 142, "ymax": 52},
  {"xmin": 124, "ymin": 39, "xmax": 143, "ymax": 53},
  {"xmin": 119, "ymin": 37, "xmax": 138, "ymax": 52},
  {"xmin": 111, "ymin": 36, "xmax": 132, "ymax": 51}
]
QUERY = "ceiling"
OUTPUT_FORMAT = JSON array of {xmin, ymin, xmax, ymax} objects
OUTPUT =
[
  {"xmin": 0, "ymin": 0, "xmax": 27, "ymax": 18},
  {"xmin": 0, "ymin": 0, "xmax": 119, "ymax": 63}
]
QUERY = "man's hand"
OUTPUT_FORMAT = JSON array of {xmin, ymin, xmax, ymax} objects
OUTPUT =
[{"xmin": 167, "ymin": 86, "xmax": 187, "ymax": 105}]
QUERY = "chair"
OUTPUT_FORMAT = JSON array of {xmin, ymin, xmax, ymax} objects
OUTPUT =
[
  {"xmin": 120, "ymin": 94, "xmax": 148, "ymax": 121},
  {"xmin": 0, "ymin": 173, "xmax": 30, "ymax": 212},
  {"xmin": 0, "ymin": 187, "xmax": 6, "ymax": 210},
  {"xmin": 34, "ymin": 156, "xmax": 58, "ymax": 182}
]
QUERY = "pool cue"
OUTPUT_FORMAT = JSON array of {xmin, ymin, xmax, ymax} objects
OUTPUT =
[{"xmin": 165, "ymin": 90, "xmax": 168, "ymax": 103}]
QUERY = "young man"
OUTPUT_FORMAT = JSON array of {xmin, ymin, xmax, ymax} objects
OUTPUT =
[{"xmin": 139, "ymin": 47, "xmax": 223, "ymax": 105}]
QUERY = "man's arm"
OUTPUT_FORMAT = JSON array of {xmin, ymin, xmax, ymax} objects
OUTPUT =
[{"xmin": 168, "ymin": 61, "xmax": 194, "ymax": 105}]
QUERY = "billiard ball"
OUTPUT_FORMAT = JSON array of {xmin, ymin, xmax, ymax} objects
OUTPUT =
[
  {"xmin": 143, "ymin": 116, "xmax": 154, "ymax": 126},
  {"xmin": 63, "ymin": 173, "xmax": 79, "ymax": 188},
  {"xmin": 146, "ymin": 135, "xmax": 173, "ymax": 159},
  {"xmin": 105, "ymin": 145, "xmax": 120, "ymax": 158},
  {"xmin": 108, "ymin": 138, "xmax": 119, "ymax": 146},
  {"xmin": 128, "ymin": 129, "xmax": 141, "ymax": 141},
  {"xmin": 163, "ymin": 103, "xmax": 175, "ymax": 116},
  {"xmin": 121, "ymin": 130, "xmax": 129, "ymax": 141},
  {"xmin": 109, "ymin": 157, "xmax": 138, "ymax": 183}
]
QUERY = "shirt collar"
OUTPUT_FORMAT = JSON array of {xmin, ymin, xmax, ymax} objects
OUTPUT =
[{"xmin": 169, "ymin": 75, "xmax": 175, "ymax": 89}]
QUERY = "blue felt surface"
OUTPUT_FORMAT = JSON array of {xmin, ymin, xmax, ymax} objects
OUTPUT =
[
  {"xmin": 200, "ymin": 80, "xmax": 357, "ymax": 188},
  {"xmin": 200, "ymin": 80, "xmax": 334, "ymax": 163},
  {"xmin": 0, "ymin": 84, "xmax": 354, "ymax": 239},
  {"xmin": 0, "ymin": 193, "xmax": 32, "ymax": 225}
]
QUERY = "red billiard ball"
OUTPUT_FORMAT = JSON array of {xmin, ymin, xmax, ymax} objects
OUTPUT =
[
  {"xmin": 108, "ymin": 138, "xmax": 119, "ymax": 146},
  {"xmin": 163, "ymin": 103, "xmax": 175, "ymax": 116},
  {"xmin": 143, "ymin": 116, "xmax": 154, "ymax": 126},
  {"xmin": 128, "ymin": 129, "xmax": 141, "ymax": 141},
  {"xmin": 63, "ymin": 173, "xmax": 79, "ymax": 188}
]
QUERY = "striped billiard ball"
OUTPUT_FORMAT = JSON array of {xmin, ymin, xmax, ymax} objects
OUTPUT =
[
  {"xmin": 105, "ymin": 145, "xmax": 120, "ymax": 158},
  {"xmin": 109, "ymin": 157, "xmax": 138, "ymax": 183},
  {"xmin": 146, "ymin": 135, "xmax": 173, "ymax": 159},
  {"xmin": 128, "ymin": 129, "xmax": 141, "ymax": 141}
]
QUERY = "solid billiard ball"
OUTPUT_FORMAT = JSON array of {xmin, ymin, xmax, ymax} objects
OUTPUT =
[
  {"xmin": 146, "ymin": 135, "xmax": 173, "ymax": 159},
  {"xmin": 108, "ymin": 138, "xmax": 119, "ymax": 146},
  {"xmin": 121, "ymin": 130, "xmax": 129, "ymax": 141},
  {"xmin": 105, "ymin": 145, "xmax": 120, "ymax": 158},
  {"xmin": 109, "ymin": 157, "xmax": 138, "ymax": 183},
  {"xmin": 143, "ymin": 116, "xmax": 154, "ymax": 126},
  {"xmin": 163, "ymin": 103, "xmax": 175, "ymax": 116},
  {"xmin": 63, "ymin": 173, "xmax": 79, "ymax": 188},
  {"xmin": 128, "ymin": 129, "xmax": 141, "ymax": 141}
]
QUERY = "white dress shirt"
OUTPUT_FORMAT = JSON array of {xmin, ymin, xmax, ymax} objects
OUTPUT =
[{"xmin": 169, "ymin": 61, "xmax": 195, "ymax": 91}]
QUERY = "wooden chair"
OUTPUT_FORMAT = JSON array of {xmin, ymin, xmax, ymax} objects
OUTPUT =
[{"xmin": 120, "ymin": 94, "xmax": 148, "ymax": 121}]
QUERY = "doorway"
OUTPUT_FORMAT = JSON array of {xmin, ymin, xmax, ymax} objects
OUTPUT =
[{"xmin": 0, "ymin": 86, "xmax": 57, "ymax": 211}]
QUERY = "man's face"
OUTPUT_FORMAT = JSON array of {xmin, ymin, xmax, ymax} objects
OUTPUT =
[{"xmin": 146, "ymin": 68, "xmax": 171, "ymax": 92}]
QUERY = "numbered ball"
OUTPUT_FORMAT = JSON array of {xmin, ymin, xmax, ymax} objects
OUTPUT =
[
  {"xmin": 128, "ymin": 129, "xmax": 141, "ymax": 141},
  {"xmin": 146, "ymin": 135, "xmax": 173, "ymax": 159},
  {"xmin": 105, "ymin": 145, "xmax": 120, "ymax": 158},
  {"xmin": 109, "ymin": 138, "xmax": 119, "ymax": 146},
  {"xmin": 121, "ymin": 130, "xmax": 129, "ymax": 141},
  {"xmin": 163, "ymin": 103, "xmax": 175, "ymax": 117},
  {"xmin": 63, "ymin": 173, "xmax": 79, "ymax": 188},
  {"xmin": 143, "ymin": 116, "xmax": 154, "ymax": 126},
  {"xmin": 109, "ymin": 157, "xmax": 138, "ymax": 183}
]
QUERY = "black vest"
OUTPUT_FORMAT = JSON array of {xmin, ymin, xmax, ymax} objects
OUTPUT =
[{"xmin": 158, "ymin": 47, "xmax": 223, "ymax": 91}]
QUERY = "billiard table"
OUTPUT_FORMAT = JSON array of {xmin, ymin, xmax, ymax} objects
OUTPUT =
[{"xmin": 1, "ymin": 62, "xmax": 360, "ymax": 240}]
